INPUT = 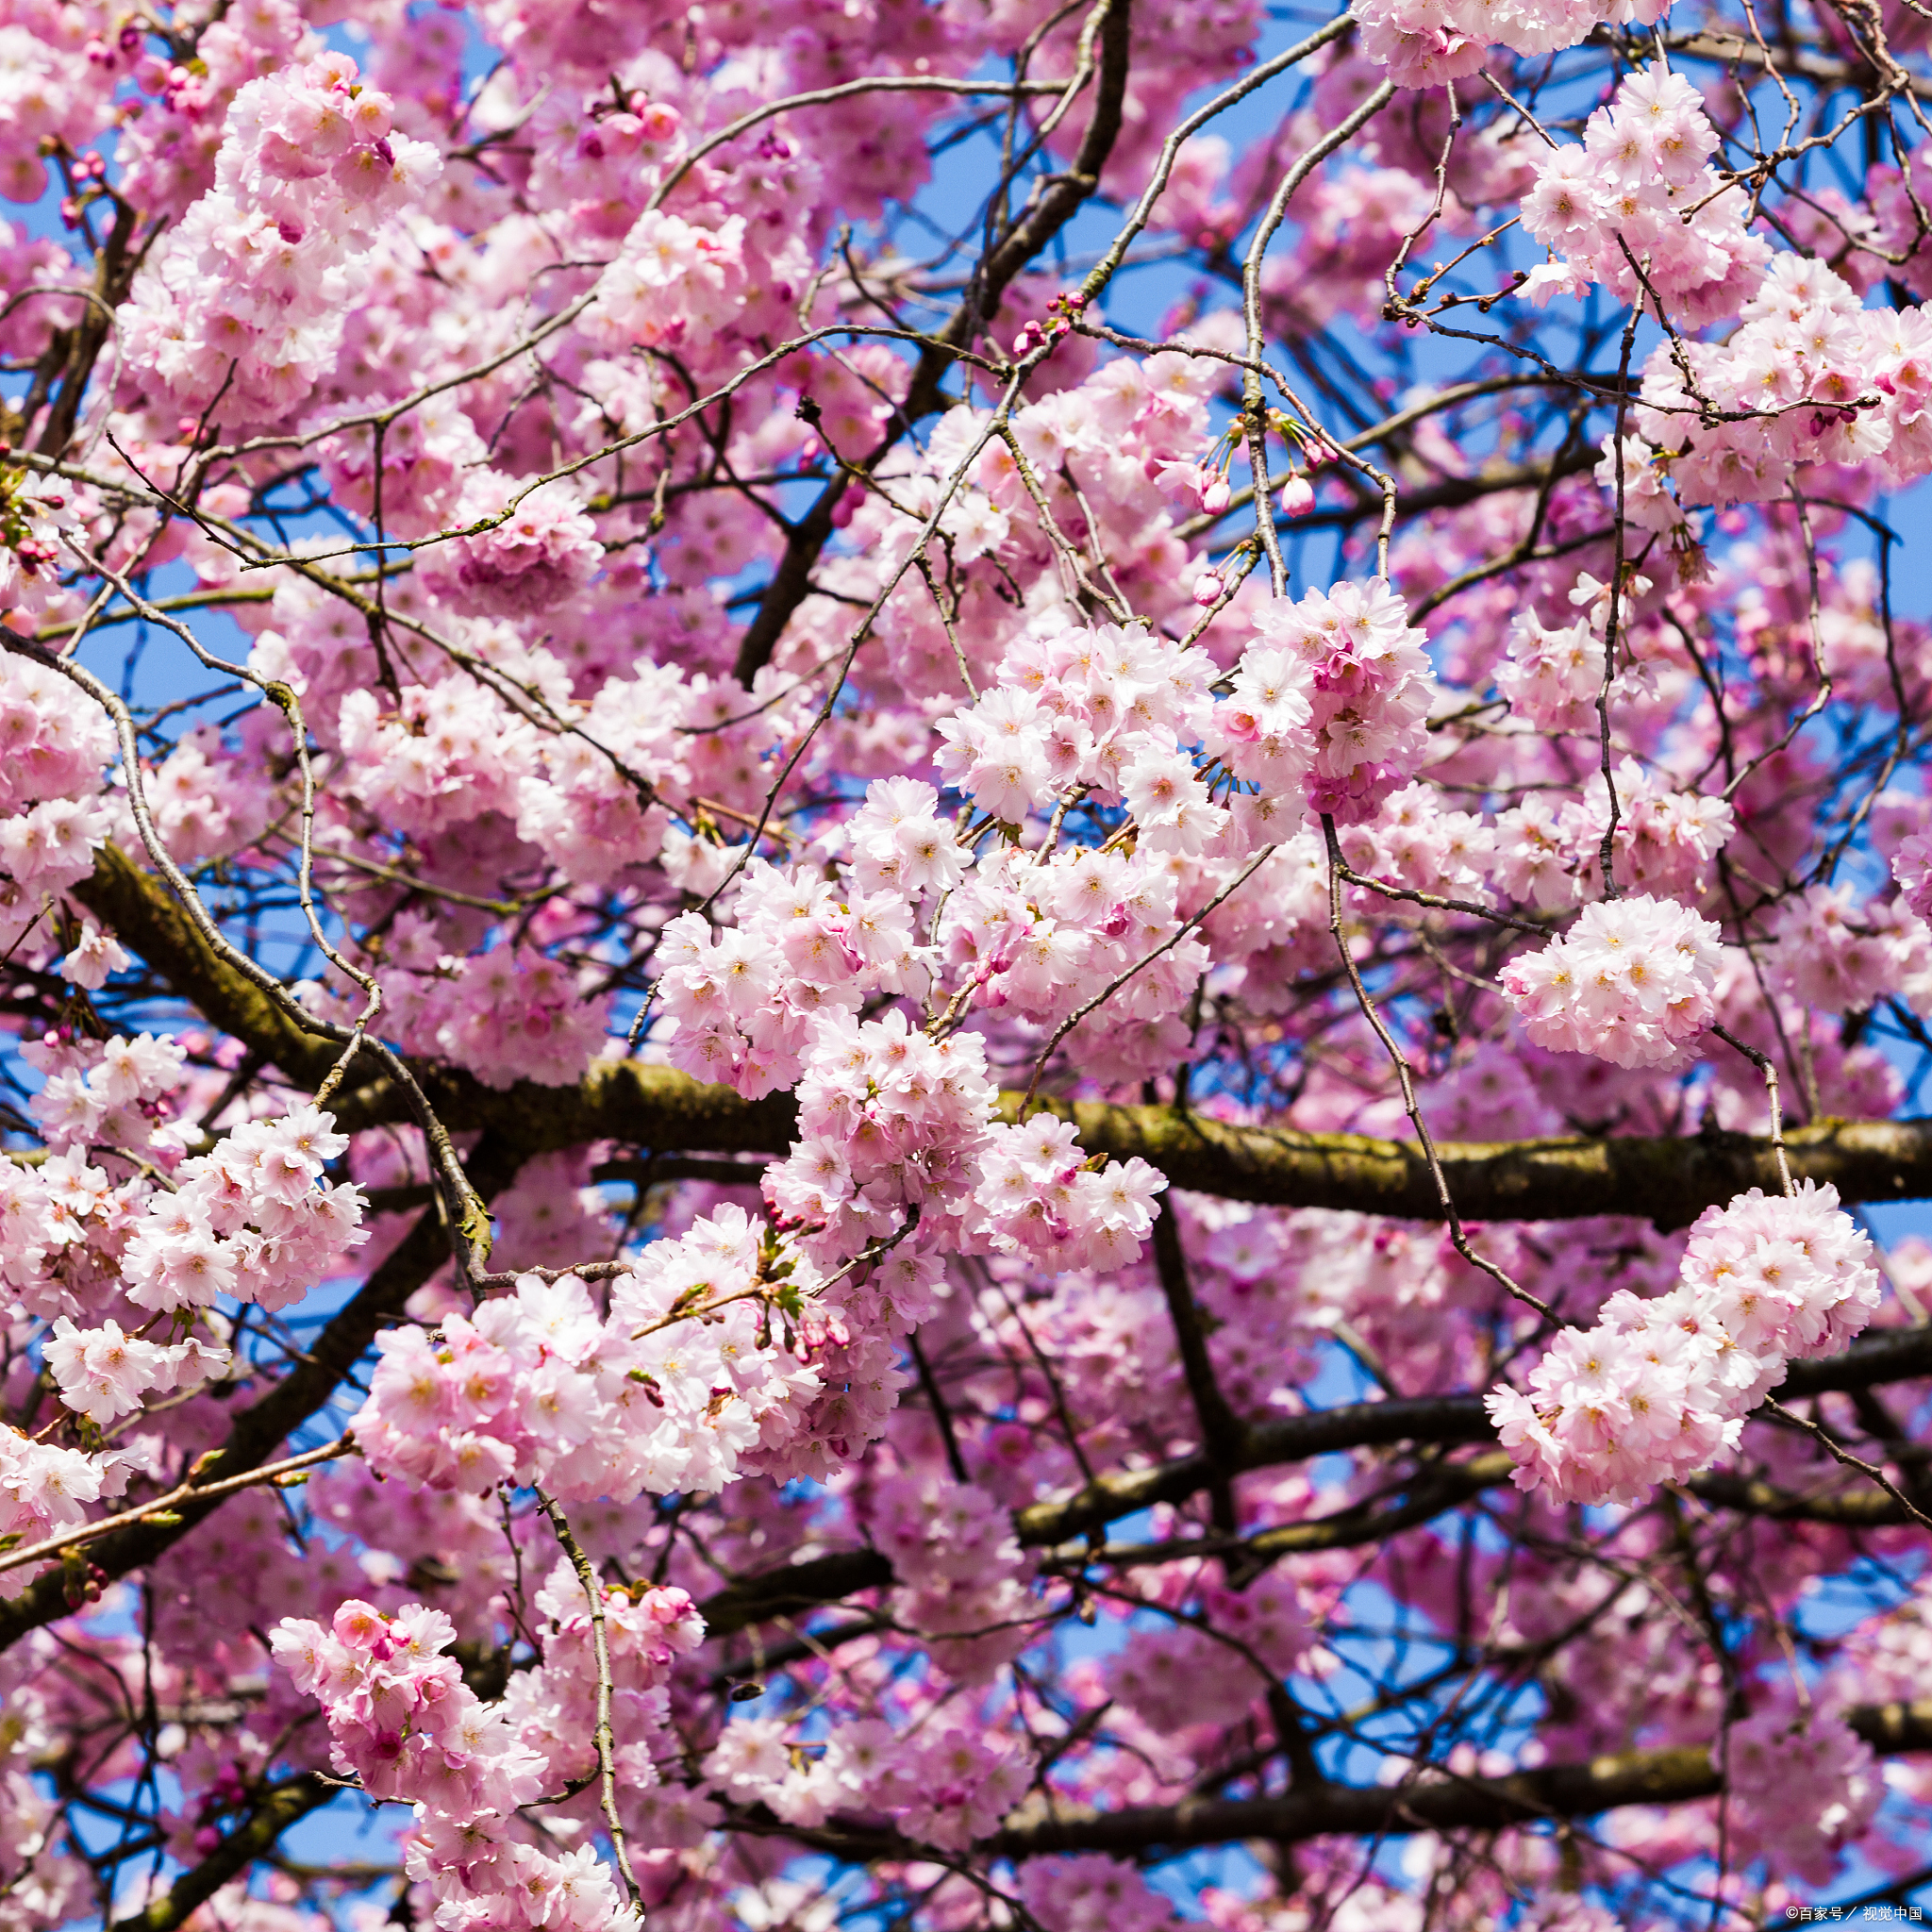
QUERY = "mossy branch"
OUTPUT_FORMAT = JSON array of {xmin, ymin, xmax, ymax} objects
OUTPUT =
[{"xmin": 73, "ymin": 845, "xmax": 1932, "ymax": 1228}]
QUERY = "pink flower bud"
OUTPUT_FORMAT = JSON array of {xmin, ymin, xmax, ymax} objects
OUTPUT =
[
  {"xmin": 1191, "ymin": 572, "xmax": 1223, "ymax": 606},
  {"xmin": 1279, "ymin": 474, "xmax": 1314, "ymax": 517},
  {"xmin": 1200, "ymin": 475, "xmax": 1230, "ymax": 515}
]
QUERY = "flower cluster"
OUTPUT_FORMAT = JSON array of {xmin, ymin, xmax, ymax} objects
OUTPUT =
[
  {"xmin": 334, "ymin": 681, "xmax": 534, "ymax": 840},
  {"xmin": 1766, "ymin": 883, "xmax": 1919, "ymax": 1014},
  {"xmin": 1500, "ymin": 893, "xmax": 1724, "ymax": 1067},
  {"xmin": 0, "ymin": 465, "xmax": 85, "ymax": 627},
  {"xmin": 868, "ymin": 1471, "xmax": 1035, "ymax": 1677},
  {"xmin": 271, "ymin": 1600, "xmax": 544, "ymax": 1824},
  {"xmin": 120, "ymin": 52, "xmax": 440, "ymax": 424},
  {"xmin": 1724, "ymin": 1702, "xmax": 1881, "ymax": 1885},
  {"xmin": 0, "ymin": 643, "xmax": 113, "ymax": 918},
  {"xmin": 588, "ymin": 208, "xmax": 750, "ymax": 352},
  {"xmin": 1479, "ymin": 757, "xmax": 1733, "ymax": 908},
  {"xmin": 1338, "ymin": 781, "xmax": 1493, "ymax": 898},
  {"xmin": 354, "ymin": 1217, "xmax": 822, "ymax": 1499},
  {"xmin": 1224, "ymin": 576, "xmax": 1437, "ymax": 821},
  {"xmin": 145, "ymin": 728, "xmax": 274, "ymax": 869},
  {"xmin": 0, "ymin": 1032, "xmax": 232, "ymax": 1337},
  {"xmin": 0, "ymin": 1427, "xmax": 106, "ymax": 1574},
  {"xmin": 1520, "ymin": 69, "xmax": 1770, "ymax": 326},
  {"xmin": 765, "ymin": 1010, "xmax": 997, "ymax": 1260},
  {"xmin": 1621, "ymin": 256, "xmax": 1932, "ymax": 514},
  {"xmin": 273, "ymin": 1585, "xmax": 703, "ymax": 1931},
  {"xmin": 1489, "ymin": 1181, "xmax": 1880, "ymax": 1502},
  {"xmin": 420, "ymin": 475, "xmax": 605, "ymax": 619},
  {"xmin": 1896, "ymin": 828, "xmax": 1932, "ymax": 925},
  {"xmin": 1108, "ymin": 1568, "xmax": 1310, "ymax": 1730},
  {"xmin": 1205, "ymin": 637, "xmax": 1316, "ymax": 795},
  {"xmin": 42, "ymin": 1315, "xmax": 225, "ymax": 1425},
  {"xmin": 396, "ymin": 941, "xmax": 614, "ymax": 1092},
  {"xmin": 122, "ymin": 1105, "xmax": 367, "ymax": 1314},
  {"xmin": 1353, "ymin": 0, "xmax": 1666, "ymax": 89},
  {"xmin": 656, "ymin": 857, "xmax": 926, "ymax": 1101},
  {"xmin": 703, "ymin": 1712, "xmax": 1028, "ymax": 1849},
  {"xmin": 1584, "ymin": 761, "xmax": 1736, "ymax": 900},
  {"xmin": 933, "ymin": 621, "xmax": 1220, "ymax": 831},
  {"xmin": 972, "ymin": 1114, "xmax": 1166, "ymax": 1274},
  {"xmin": 23, "ymin": 1027, "xmax": 186, "ymax": 1156},
  {"xmin": 1199, "ymin": 829, "xmax": 1339, "ymax": 1006},
  {"xmin": 1018, "ymin": 1857, "xmax": 1175, "ymax": 1932},
  {"xmin": 1494, "ymin": 606, "xmax": 1607, "ymax": 735},
  {"xmin": 931, "ymin": 837, "xmax": 1208, "ymax": 1078}
]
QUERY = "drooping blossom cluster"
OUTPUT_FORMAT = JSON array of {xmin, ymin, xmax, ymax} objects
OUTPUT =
[
  {"xmin": 119, "ymin": 1105, "xmax": 367, "ymax": 1315},
  {"xmin": 1767, "ymin": 883, "xmax": 1923, "ymax": 1013},
  {"xmin": 0, "ymin": 465, "xmax": 84, "ymax": 629},
  {"xmin": 0, "ymin": 1429, "xmax": 107, "ymax": 1575},
  {"xmin": 703, "ymin": 1709, "xmax": 1028, "ymax": 1850},
  {"xmin": 1211, "ymin": 577, "xmax": 1438, "ymax": 822},
  {"xmin": 1896, "ymin": 830, "xmax": 1932, "ymax": 925},
  {"xmin": 0, "ymin": 1046, "xmax": 370, "ymax": 1571},
  {"xmin": 1724, "ymin": 1700, "xmax": 1883, "ymax": 1885},
  {"xmin": 120, "ymin": 52, "xmax": 441, "ymax": 425},
  {"xmin": 867, "ymin": 1471, "xmax": 1036, "ymax": 1677},
  {"xmin": 0, "ymin": 646, "xmax": 113, "ymax": 929},
  {"xmin": 1478, "ymin": 758, "xmax": 1736, "ymax": 909},
  {"xmin": 1493, "ymin": 605, "xmax": 1610, "ymax": 735},
  {"xmin": 1107, "ymin": 1566, "xmax": 1312, "ymax": 1731},
  {"xmin": 1499, "ymin": 893, "xmax": 1725, "ymax": 1067},
  {"xmin": 1619, "ymin": 255, "xmax": 1932, "ymax": 516},
  {"xmin": 1489, "ymin": 1181, "xmax": 1881, "ymax": 1503},
  {"xmin": 40, "ymin": 1315, "xmax": 225, "ymax": 1426},
  {"xmin": 1018, "ymin": 1857, "xmax": 1177, "ymax": 1932},
  {"xmin": 418, "ymin": 478, "xmax": 606, "ymax": 621},
  {"xmin": 272, "ymin": 1584, "xmax": 704, "ymax": 1931},
  {"xmin": 935, "ymin": 621, "xmax": 1223, "ymax": 832},
  {"xmin": 1520, "ymin": 69, "xmax": 1771, "ymax": 325},
  {"xmin": 656, "ymin": 852, "xmax": 939, "ymax": 1101},
  {"xmin": 367, "ymin": 935, "xmax": 615, "ymax": 1092}
]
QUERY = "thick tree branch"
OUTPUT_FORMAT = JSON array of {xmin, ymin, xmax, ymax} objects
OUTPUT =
[
  {"xmin": 79, "ymin": 838, "xmax": 1932, "ymax": 1225},
  {"xmin": 698, "ymin": 1324, "xmax": 1932, "ymax": 1636},
  {"xmin": 982, "ymin": 1697, "xmax": 1932, "ymax": 1854},
  {"xmin": 340, "ymin": 1091, "xmax": 1932, "ymax": 1228},
  {"xmin": 727, "ymin": 1698, "xmax": 1932, "ymax": 1860},
  {"xmin": 108, "ymin": 1774, "xmax": 336, "ymax": 1932},
  {"xmin": 1150, "ymin": 1203, "xmax": 1246, "ymax": 1467},
  {"xmin": 1682, "ymin": 1470, "xmax": 1913, "ymax": 1524},
  {"xmin": 1059, "ymin": 1454, "xmax": 1923, "ymax": 1572}
]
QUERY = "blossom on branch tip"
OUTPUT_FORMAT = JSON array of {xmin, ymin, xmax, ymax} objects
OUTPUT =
[{"xmin": 1500, "ymin": 893, "xmax": 1724, "ymax": 1069}]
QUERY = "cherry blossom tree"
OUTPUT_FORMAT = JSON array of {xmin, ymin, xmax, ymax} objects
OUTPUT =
[{"xmin": 10, "ymin": 0, "xmax": 1932, "ymax": 1924}]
